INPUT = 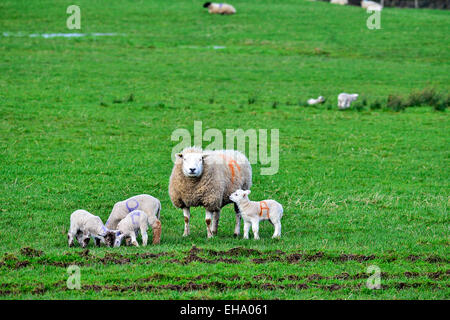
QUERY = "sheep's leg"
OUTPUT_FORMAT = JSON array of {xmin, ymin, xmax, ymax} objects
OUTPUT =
[
  {"xmin": 212, "ymin": 210, "xmax": 221, "ymax": 235},
  {"xmin": 243, "ymin": 221, "xmax": 251, "ymax": 239},
  {"xmin": 251, "ymin": 219, "xmax": 260, "ymax": 240},
  {"xmin": 233, "ymin": 203, "xmax": 241, "ymax": 237},
  {"xmin": 182, "ymin": 207, "xmax": 190, "ymax": 237},
  {"xmin": 205, "ymin": 210, "xmax": 213, "ymax": 238},
  {"xmin": 273, "ymin": 221, "xmax": 282, "ymax": 238},
  {"xmin": 140, "ymin": 225, "xmax": 149, "ymax": 246},
  {"xmin": 130, "ymin": 232, "xmax": 139, "ymax": 247},
  {"xmin": 94, "ymin": 237, "xmax": 101, "ymax": 247},
  {"xmin": 81, "ymin": 232, "xmax": 90, "ymax": 248},
  {"xmin": 152, "ymin": 220, "xmax": 162, "ymax": 244}
]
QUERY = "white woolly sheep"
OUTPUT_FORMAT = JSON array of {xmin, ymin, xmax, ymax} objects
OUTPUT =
[
  {"xmin": 67, "ymin": 209, "xmax": 109, "ymax": 248},
  {"xmin": 105, "ymin": 194, "xmax": 160, "ymax": 229},
  {"xmin": 361, "ymin": 1, "xmax": 383, "ymax": 11},
  {"xmin": 203, "ymin": 2, "xmax": 236, "ymax": 15},
  {"xmin": 169, "ymin": 146, "xmax": 252, "ymax": 238},
  {"xmin": 111, "ymin": 209, "xmax": 161, "ymax": 247},
  {"xmin": 330, "ymin": 0, "xmax": 348, "ymax": 5},
  {"xmin": 338, "ymin": 93, "xmax": 359, "ymax": 109},
  {"xmin": 104, "ymin": 194, "xmax": 162, "ymax": 245},
  {"xmin": 230, "ymin": 189, "xmax": 283, "ymax": 240},
  {"xmin": 307, "ymin": 96, "xmax": 325, "ymax": 105}
]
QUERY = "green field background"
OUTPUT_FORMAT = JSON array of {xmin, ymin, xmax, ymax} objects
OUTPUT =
[{"xmin": 0, "ymin": 0, "xmax": 448, "ymax": 299}]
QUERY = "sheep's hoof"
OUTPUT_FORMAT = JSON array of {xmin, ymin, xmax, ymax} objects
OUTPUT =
[{"xmin": 233, "ymin": 233, "xmax": 240, "ymax": 238}]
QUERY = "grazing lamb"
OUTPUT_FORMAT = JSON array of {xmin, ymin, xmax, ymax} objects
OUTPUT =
[
  {"xmin": 361, "ymin": 0, "xmax": 383, "ymax": 11},
  {"xmin": 169, "ymin": 146, "xmax": 252, "ymax": 238},
  {"xmin": 107, "ymin": 209, "xmax": 161, "ymax": 247},
  {"xmin": 330, "ymin": 0, "xmax": 348, "ymax": 5},
  {"xmin": 338, "ymin": 93, "xmax": 359, "ymax": 109},
  {"xmin": 230, "ymin": 189, "xmax": 283, "ymax": 240},
  {"xmin": 68, "ymin": 209, "xmax": 109, "ymax": 248},
  {"xmin": 307, "ymin": 96, "xmax": 325, "ymax": 105},
  {"xmin": 105, "ymin": 194, "xmax": 161, "ymax": 229},
  {"xmin": 203, "ymin": 2, "xmax": 236, "ymax": 15}
]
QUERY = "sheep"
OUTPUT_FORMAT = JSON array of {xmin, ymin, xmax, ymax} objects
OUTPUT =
[
  {"xmin": 107, "ymin": 209, "xmax": 161, "ymax": 247},
  {"xmin": 229, "ymin": 189, "xmax": 283, "ymax": 240},
  {"xmin": 361, "ymin": 0, "xmax": 383, "ymax": 11},
  {"xmin": 338, "ymin": 93, "xmax": 359, "ymax": 109},
  {"xmin": 307, "ymin": 96, "xmax": 325, "ymax": 105},
  {"xmin": 169, "ymin": 146, "xmax": 252, "ymax": 238},
  {"xmin": 67, "ymin": 209, "xmax": 110, "ymax": 248},
  {"xmin": 105, "ymin": 194, "xmax": 160, "ymax": 229},
  {"xmin": 203, "ymin": 2, "xmax": 236, "ymax": 15},
  {"xmin": 330, "ymin": 0, "xmax": 348, "ymax": 5}
]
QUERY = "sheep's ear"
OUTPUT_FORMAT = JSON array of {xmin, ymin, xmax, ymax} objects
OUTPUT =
[{"xmin": 202, "ymin": 154, "xmax": 208, "ymax": 161}]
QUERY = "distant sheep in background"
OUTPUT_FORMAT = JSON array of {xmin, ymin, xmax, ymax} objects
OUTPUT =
[
  {"xmin": 361, "ymin": 0, "xmax": 383, "ymax": 11},
  {"xmin": 338, "ymin": 93, "xmax": 359, "ymax": 109},
  {"xmin": 330, "ymin": 0, "xmax": 349, "ymax": 5},
  {"xmin": 203, "ymin": 2, "xmax": 236, "ymax": 15},
  {"xmin": 307, "ymin": 96, "xmax": 325, "ymax": 105}
]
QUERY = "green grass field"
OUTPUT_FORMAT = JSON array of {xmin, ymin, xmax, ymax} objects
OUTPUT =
[{"xmin": 0, "ymin": 0, "xmax": 448, "ymax": 299}]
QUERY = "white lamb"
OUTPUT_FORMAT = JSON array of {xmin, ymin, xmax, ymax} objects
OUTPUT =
[
  {"xmin": 67, "ymin": 209, "xmax": 110, "ymax": 248},
  {"xmin": 307, "ymin": 96, "xmax": 325, "ymax": 105},
  {"xmin": 338, "ymin": 93, "xmax": 359, "ymax": 109},
  {"xmin": 110, "ymin": 209, "xmax": 161, "ymax": 247},
  {"xmin": 330, "ymin": 0, "xmax": 348, "ymax": 5},
  {"xmin": 230, "ymin": 189, "xmax": 283, "ymax": 240},
  {"xmin": 361, "ymin": 0, "xmax": 383, "ymax": 11},
  {"xmin": 203, "ymin": 2, "xmax": 236, "ymax": 15}
]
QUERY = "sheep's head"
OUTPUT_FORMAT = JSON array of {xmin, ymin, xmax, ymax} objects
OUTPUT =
[
  {"xmin": 230, "ymin": 189, "xmax": 251, "ymax": 203},
  {"xmin": 176, "ymin": 151, "xmax": 208, "ymax": 178},
  {"xmin": 203, "ymin": 2, "xmax": 212, "ymax": 8},
  {"xmin": 104, "ymin": 231, "xmax": 119, "ymax": 247}
]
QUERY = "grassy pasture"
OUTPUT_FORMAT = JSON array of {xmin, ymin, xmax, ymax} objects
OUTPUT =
[{"xmin": 0, "ymin": 0, "xmax": 448, "ymax": 299}]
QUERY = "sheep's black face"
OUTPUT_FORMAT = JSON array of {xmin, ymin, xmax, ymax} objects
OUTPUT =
[
  {"xmin": 203, "ymin": 2, "xmax": 212, "ymax": 8},
  {"xmin": 104, "ymin": 231, "xmax": 116, "ymax": 247},
  {"xmin": 82, "ymin": 237, "xmax": 90, "ymax": 248}
]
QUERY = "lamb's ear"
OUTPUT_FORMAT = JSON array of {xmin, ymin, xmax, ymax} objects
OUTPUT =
[
  {"xmin": 176, "ymin": 153, "xmax": 183, "ymax": 159},
  {"xmin": 202, "ymin": 154, "xmax": 208, "ymax": 161},
  {"xmin": 244, "ymin": 190, "xmax": 251, "ymax": 196}
]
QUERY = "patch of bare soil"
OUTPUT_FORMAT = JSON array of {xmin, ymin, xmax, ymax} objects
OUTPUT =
[{"xmin": 20, "ymin": 247, "xmax": 43, "ymax": 257}]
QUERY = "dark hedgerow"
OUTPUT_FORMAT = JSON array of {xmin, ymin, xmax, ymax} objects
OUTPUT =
[
  {"xmin": 386, "ymin": 94, "xmax": 407, "ymax": 112},
  {"xmin": 370, "ymin": 99, "xmax": 383, "ymax": 110}
]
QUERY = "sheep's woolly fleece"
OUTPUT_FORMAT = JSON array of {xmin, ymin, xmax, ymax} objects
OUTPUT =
[{"xmin": 169, "ymin": 147, "xmax": 252, "ymax": 213}]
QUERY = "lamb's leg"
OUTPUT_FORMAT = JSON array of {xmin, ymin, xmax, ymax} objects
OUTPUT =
[
  {"xmin": 81, "ymin": 232, "xmax": 90, "ymax": 248},
  {"xmin": 67, "ymin": 228, "xmax": 77, "ymax": 247},
  {"xmin": 130, "ymin": 232, "xmax": 139, "ymax": 247},
  {"xmin": 212, "ymin": 210, "xmax": 221, "ymax": 235},
  {"xmin": 272, "ymin": 221, "xmax": 282, "ymax": 238},
  {"xmin": 243, "ymin": 220, "xmax": 251, "ymax": 239},
  {"xmin": 94, "ymin": 237, "xmax": 101, "ymax": 247},
  {"xmin": 182, "ymin": 207, "xmax": 190, "ymax": 237},
  {"xmin": 205, "ymin": 210, "xmax": 213, "ymax": 238},
  {"xmin": 141, "ymin": 230, "xmax": 148, "ymax": 246},
  {"xmin": 251, "ymin": 219, "xmax": 260, "ymax": 240},
  {"xmin": 233, "ymin": 203, "xmax": 241, "ymax": 237}
]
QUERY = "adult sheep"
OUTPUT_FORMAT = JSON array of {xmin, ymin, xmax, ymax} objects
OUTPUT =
[{"xmin": 169, "ymin": 147, "xmax": 252, "ymax": 238}]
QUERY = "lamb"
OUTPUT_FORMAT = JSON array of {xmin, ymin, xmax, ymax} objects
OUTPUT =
[
  {"xmin": 169, "ymin": 146, "xmax": 252, "ymax": 238},
  {"xmin": 361, "ymin": 0, "xmax": 383, "ymax": 11},
  {"xmin": 107, "ymin": 209, "xmax": 161, "ymax": 247},
  {"xmin": 203, "ymin": 2, "xmax": 236, "ymax": 15},
  {"xmin": 67, "ymin": 209, "xmax": 110, "ymax": 248},
  {"xmin": 330, "ymin": 0, "xmax": 348, "ymax": 5},
  {"xmin": 230, "ymin": 189, "xmax": 283, "ymax": 240},
  {"xmin": 338, "ymin": 93, "xmax": 359, "ymax": 109},
  {"xmin": 307, "ymin": 96, "xmax": 325, "ymax": 105}
]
